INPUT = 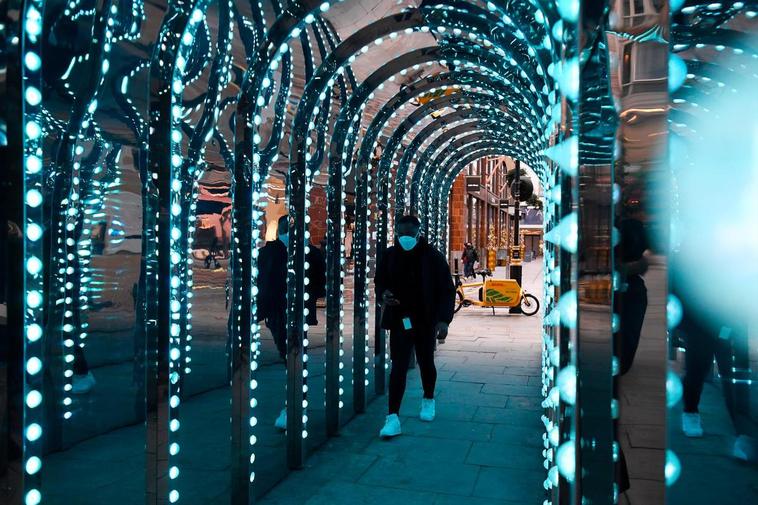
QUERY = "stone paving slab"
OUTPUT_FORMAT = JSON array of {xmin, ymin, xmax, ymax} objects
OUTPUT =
[
  {"xmin": 362, "ymin": 434, "xmax": 473, "ymax": 463},
  {"xmin": 481, "ymin": 383, "xmax": 542, "ymax": 397},
  {"xmin": 359, "ymin": 458, "xmax": 480, "ymax": 496},
  {"xmin": 400, "ymin": 417, "xmax": 494, "ymax": 442},
  {"xmin": 473, "ymin": 466, "xmax": 545, "ymax": 502},
  {"xmin": 452, "ymin": 372, "xmax": 530, "ymax": 386},
  {"xmin": 465, "ymin": 440, "xmax": 541, "ymax": 470},
  {"xmin": 472, "ymin": 406, "xmax": 539, "ymax": 425}
]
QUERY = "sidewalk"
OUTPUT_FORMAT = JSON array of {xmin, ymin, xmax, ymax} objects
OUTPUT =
[{"xmin": 258, "ymin": 261, "xmax": 546, "ymax": 505}]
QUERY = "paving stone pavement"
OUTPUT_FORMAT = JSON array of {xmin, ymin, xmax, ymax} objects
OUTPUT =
[{"xmin": 259, "ymin": 262, "xmax": 547, "ymax": 505}]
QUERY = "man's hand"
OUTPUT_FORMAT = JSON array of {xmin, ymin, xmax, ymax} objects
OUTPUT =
[
  {"xmin": 382, "ymin": 290, "xmax": 400, "ymax": 306},
  {"xmin": 621, "ymin": 256, "xmax": 649, "ymax": 277},
  {"xmin": 435, "ymin": 322, "xmax": 449, "ymax": 342}
]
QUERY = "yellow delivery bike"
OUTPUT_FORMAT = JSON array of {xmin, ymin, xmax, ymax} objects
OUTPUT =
[{"xmin": 453, "ymin": 270, "xmax": 540, "ymax": 316}]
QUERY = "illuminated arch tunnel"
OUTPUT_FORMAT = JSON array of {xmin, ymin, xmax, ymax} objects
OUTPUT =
[{"xmin": 1, "ymin": 0, "xmax": 757, "ymax": 504}]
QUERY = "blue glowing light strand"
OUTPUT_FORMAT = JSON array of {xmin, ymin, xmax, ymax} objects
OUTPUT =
[
  {"xmin": 51, "ymin": 2, "xmax": 124, "ymax": 422},
  {"xmin": 405, "ymin": 96, "xmax": 540, "ymax": 210},
  {"xmin": 22, "ymin": 1, "xmax": 46, "ymax": 503},
  {"xmin": 332, "ymin": 0, "xmax": 564, "ymax": 234},
  {"xmin": 164, "ymin": 0, "xmax": 225, "ymax": 501},
  {"xmin": 315, "ymin": 15, "xmax": 354, "ymax": 416}
]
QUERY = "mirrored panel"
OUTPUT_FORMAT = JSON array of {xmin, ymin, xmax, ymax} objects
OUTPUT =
[
  {"xmin": 666, "ymin": 4, "xmax": 758, "ymax": 503},
  {"xmin": 41, "ymin": 144, "xmax": 146, "ymax": 505},
  {"xmin": 605, "ymin": 1, "xmax": 669, "ymax": 503},
  {"xmin": 305, "ymin": 182, "xmax": 328, "ymax": 451},
  {"xmin": 251, "ymin": 176, "xmax": 289, "ymax": 497},
  {"xmin": 174, "ymin": 162, "xmax": 233, "ymax": 503}
]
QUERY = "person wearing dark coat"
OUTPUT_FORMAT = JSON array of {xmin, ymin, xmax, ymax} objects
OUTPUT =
[
  {"xmin": 374, "ymin": 215, "xmax": 455, "ymax": 438},
  {"xmin": 256, "ymin": 216, "xmax": 289, "ymax": 363},
  {"xmin": 256, "ymin": 215, "xmax": 327, "ymax": 430}
]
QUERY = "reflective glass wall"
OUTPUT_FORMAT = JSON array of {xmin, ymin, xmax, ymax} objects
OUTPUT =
[{"xmin": 2, "ymin": 1, "xmax": 757, "ymax": 505}]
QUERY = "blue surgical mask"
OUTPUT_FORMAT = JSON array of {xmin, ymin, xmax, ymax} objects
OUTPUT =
[
  {"xmin": 279, "ymin": 233, "xmax": 289, "ymax": 247},
  {"xmin": 398, "ymin": 235, "xmax": 418, "ymax": 251}
]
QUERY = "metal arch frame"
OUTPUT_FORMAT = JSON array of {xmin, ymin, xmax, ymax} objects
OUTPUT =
[
  {"xmin": 314, "ymin": 0, "xmax": 562, "ymax": 398},
  {"xmin": 354, "ymin": 67, "xmax": 533, "ymax": 269},
  {"xmin": 293, "ymin": 0, "xmax": 561, "ymax": 418},
  {"xmin": 314, "ymin": 26, "xmax": 551, "ymax": 424},
  {"xmin": 146, "ymin": 2, "xmax": 212, "ymax": 502},
  {"xmin": 163, "ymin": 3, "xmax": 236, "ymax": 503},
  {"xmin": 229, "ymin": 0, "xmax": 352, "ymax": 472},
  {"xmin": 417, "ymin": 135, "xmax": 539, "ymax": 242},
  {"xmin": 406, "ymin": 120, "xmax": 524, "ymax": 232},
  {"xmin": 335, "ymin": 70, "xmax": 514, "ymax": 394},
  {"xmin": 314, "ymin": 0, "xmax": 561, "ymax": 228},
  {"xmin": 429, "ymin": 143, "xmax": 543, "ymax": 249},
  {"xmin": 335, "ymin": 0, "xmax": 565, "ymax": 294},
  {"xmin": 403, "ymin": 117, "xmax": 533, "ymax": 213},
  {"xmin": 406, "ymin": 114, "xmax": 541, "ymax": 215},
  {"xmin": 319, "ymin": 45, "xmax": 511, "ymax": 422},
  {"xmin": 417, "ymin": 134, "xmax": 540, "ymax": 225},
  {"xmin": 400, "ymin": 114, "xmax": 517, "ymax": 210},
  {"xmin": 320, "ymin": 65, "xmax": 524, "ymax": 414},
  {"xmin": 431, "ymin": 146, "xmax": 519, "ymax": 251},
  {"xmin": 150, "ymin": 0, "xmax": 353, "ymax": 491},
  {"xmin": 382, "ymin": 94, "xmax": 536, "ymax": 219}
]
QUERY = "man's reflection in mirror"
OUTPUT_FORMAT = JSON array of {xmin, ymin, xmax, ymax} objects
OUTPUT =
[
  {"xmin": 257, "ymin": 215, "xmax": 289, "ymax": 431},
  {"xmin": 673, "ymin": 276, "xmax": 758, "ymax": 463},
  {"xmin": 614, "ymin": 198, "xmax": 650, "ymax": 376},
  {"xmin": 255, "ymin": 214, "xmax": 327, "ymax": 431},
  {"xmin": 613, "ymin": 197, "xmax": 652, "ymax": 498}
]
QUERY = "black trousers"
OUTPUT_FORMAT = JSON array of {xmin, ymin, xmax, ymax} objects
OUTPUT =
[
  {"xmin": 614, "ymin": 276, "xmax": 647, "ymax": 376},
  {"xmin": 388, "ymin": 326, "xmax": 437, "ymax": 414},
  {"xmin": 266, "ymin": 309, "xmax": 287, "ymax": 364},
  {"xmin": 681, "ymin": 318, "xmax": 754, "ymax": 436}
]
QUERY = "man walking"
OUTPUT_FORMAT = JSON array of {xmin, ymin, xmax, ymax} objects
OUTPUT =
[
  {"xmin": 462, "ymin": 242, "xmax": 478, "ymax": 278},
  {"xmin": 374, "ymin": 215, "xmax": 456, "ymax": 438}
]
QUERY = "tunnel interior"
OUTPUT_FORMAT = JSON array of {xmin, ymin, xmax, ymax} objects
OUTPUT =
[{"xmin": 1, "ymin": 1, "xmax": 758, "ymax": 505}]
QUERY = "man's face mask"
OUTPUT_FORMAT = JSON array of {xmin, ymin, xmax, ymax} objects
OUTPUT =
[
  {"xmin": 279, "ymin": 233, "xmax": 289, "ymax": 247},
  {"xmin": 398, "ymin": 233, "xmax": 418, "ymax": 251}
]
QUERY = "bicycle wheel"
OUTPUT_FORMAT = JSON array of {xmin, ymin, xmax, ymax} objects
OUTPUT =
[
  {"xmin": 454, "ymin": 290, "xmax": 465, "ymax": 313},
  {"xmin": 520, "ymin": 293, "xmax": 540, "ymax": 316}
]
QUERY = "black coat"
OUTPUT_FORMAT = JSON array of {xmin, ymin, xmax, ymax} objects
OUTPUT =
[
  {"xmin": 256, "ymin": 240, "xmax": 326, "ymax": 326},
  {"xmin": 256, "ymin": 239, "xmax": 287, "ymax": 320},
  {"xmin": 374, "ymin": 238, "xmax": 455, "ymax": 331}
]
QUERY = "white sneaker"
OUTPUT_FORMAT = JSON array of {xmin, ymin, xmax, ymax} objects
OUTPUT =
[
  {"xmin": 72, "ymin": 372, "xmax": 96, "ymax": 394},
  {"xmin": 274, "ymin": 408, "xmax": 287, "ymax": 430},
  {"xmin": 682, "ymin": 412, "xmax": 703, "ymax": 437},
  {"xmin": 420, "ymin": 398, "xmax": 436, "ymax": 422},
  {"xmin": 733, "ymin": 435, "xmax": 757, "ymax": 462},
  {"xmin": 379, "ymin": 414, "xmax": 401, "ymax": 438}
]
